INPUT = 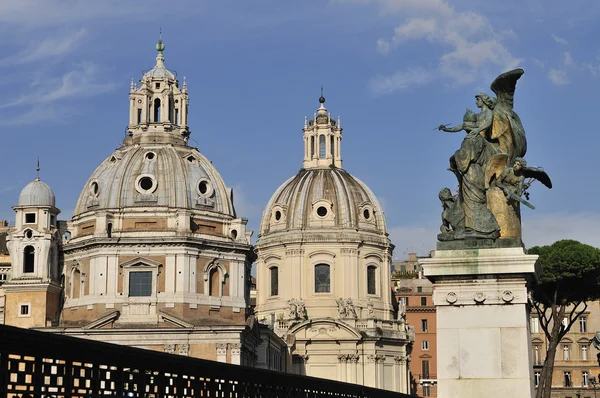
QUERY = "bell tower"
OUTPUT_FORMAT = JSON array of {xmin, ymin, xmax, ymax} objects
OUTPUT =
[
  {"xmin": 126, "ymin": 32, "xmax": 190, "ymax": 146},
  {"xmin": 302, "ymin": 92, "xmax": 343, "ymax": 169},
  {"xmin": 4, "ymin": 167, "xmax": 62, "ymax": 328}
]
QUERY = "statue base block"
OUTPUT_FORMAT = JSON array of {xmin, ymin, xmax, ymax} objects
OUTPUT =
[{"xmin": 420, "ymin": 247, "xmax": 540, "ymax": 398}]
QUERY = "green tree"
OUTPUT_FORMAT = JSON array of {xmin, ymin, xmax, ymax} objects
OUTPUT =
[{"xmin": 529, "ymin": 240, "xmax": 600, "ymax": 398}]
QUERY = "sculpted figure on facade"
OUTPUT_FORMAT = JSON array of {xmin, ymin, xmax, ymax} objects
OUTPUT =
[
  {"xmin": 336, "ymin": 298, "xmax": 357, "ymax": 319},
  {"xmin": 287, "ymin": 299, "xmax": 306, "ymax": 320},
  {"xmin": 436, "ymin": 68, "xmax": 552, "ymax": 241}
]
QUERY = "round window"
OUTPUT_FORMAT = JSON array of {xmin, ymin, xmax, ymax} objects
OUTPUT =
[
  {"xmin": 363, "ymin": 208, "xmax": 371, "ymax": 220},
  {"xmin": 317, "ymin": 206, "xmax": 328, "ymax": 217},
  {"xmin": 199, "ymin": 181, "xmax": 208, "ymax": 194},
  {"xmin": 145, "ymin": 152, "xmax": 155, "ymax": 160},
  {"xmin": 275, "ymin": 210, "xmax": 281, "ymax": 221},
  {"xmin": 139, "ymin": 177, "xmax": 154, "ymax": 191}
]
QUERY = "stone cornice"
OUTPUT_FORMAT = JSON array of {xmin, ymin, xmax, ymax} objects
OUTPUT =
[{"xmin": 63, "ymin": 236, "xmax": 254, "ymax": 259}]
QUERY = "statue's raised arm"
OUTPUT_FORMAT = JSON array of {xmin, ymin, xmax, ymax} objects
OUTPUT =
[{"xmin": 489, "ymin": 69, "xmax": 527, "ymax": 162}]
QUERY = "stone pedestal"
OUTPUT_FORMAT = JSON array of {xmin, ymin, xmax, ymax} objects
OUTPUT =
[{"xmin": 420, "ymin": 246, "xmax": 540, "ymax": 398}]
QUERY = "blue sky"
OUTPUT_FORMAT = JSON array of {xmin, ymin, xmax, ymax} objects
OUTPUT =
[{"xmin": 0, "ymin": 0, "xmax": 599, "ymax": 258}]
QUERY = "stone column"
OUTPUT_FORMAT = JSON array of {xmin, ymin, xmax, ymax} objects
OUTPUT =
[
  {"xmin": 421, "ymin": 245, "xmax": 539, "ymax": 398},
  {"xmin": 337, "ymin": 354, "xmax": 348, "ymax": 382}
]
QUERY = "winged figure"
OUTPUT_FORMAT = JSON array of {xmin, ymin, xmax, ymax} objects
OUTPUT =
[{"xmin": 489, "ymin": 157, "xmax": 552, "ymax": 209}]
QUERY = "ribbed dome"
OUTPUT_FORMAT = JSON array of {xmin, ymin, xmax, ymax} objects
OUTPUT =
[
  {"xmin": 259, "ymin": 168, "xmax": 386, "ymax": 236},
  {"xmin": 18, "ymin": 179, "xmax": 56, "ymax": 207},
  {"xmin": 73, "ymin": 144, "xmax": 235, "ymax": 218},
  {"xmin": 143, "ymin": 64, "xmax": 176, "ymax": 79}
]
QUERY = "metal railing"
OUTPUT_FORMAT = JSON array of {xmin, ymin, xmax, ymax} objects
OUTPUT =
[{"xmin": 0, "ymin": 324, "xmax": 411, "ymax": 398}]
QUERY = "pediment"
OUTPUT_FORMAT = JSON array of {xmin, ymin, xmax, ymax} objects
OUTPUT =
[
  {"xmin": 159, "ymin": 311, "xmax": 194, "ymax": 328},
  {"xmin": 120, "ymin": 257, "xmax": 162, "ymax": 268},
  {"xmin": 290, "ymin": 318, "xmax": 361, "ymax": 341},
  {"xmin": 82, "ymin": 310, "xmax": 120, "ymax": 330}
]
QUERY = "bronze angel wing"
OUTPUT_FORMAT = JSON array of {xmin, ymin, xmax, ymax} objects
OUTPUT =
[
  {"xmin": 490, "ymin": 68, "xmax": 524, "ymax": 111},
  {"xmin": 522, "ymin": 167, "xmax": 552, "ymax": 189}
]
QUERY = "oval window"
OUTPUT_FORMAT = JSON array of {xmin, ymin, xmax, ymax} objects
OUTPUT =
[
  {"xmin": 363, "ymin": 209, "xmax": 370, "ymax": 220},
  {"xmin": 275, "ymin": 210, "xmax": 281, "ymax": 221},
  {"xmin": 145, "ymin": 152, "xmax": 155, "ymax": 160},
  {"xmin": 317, "ymin": 206, "xmax": 328, "ymax": 217},
  {"xmin": 139, "ymin": 177, "xmax": 153, "ymax": 191},
  {"xmin": 91, "ymin": 181, "xmax": 99, "ymax": 196},
  {"xmin": 25, "ymin": 229, "xmax": 33, "ymax": 239},
  {"xmin": 199, "ymin": 181, "xmax": 208, "ymax": 194}
]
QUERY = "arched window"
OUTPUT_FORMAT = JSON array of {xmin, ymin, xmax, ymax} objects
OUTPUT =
[
  {"xmin": 209, "ymin": 268, "xmax": 220, "ymax": 296},
  {"xmin": 153, "ymin": 98, "xmax": 161, "ymax": 122},
  {"xmin": 367, "ymin": 265, "xmax": 377, "ymax": 295},
  {"xmin": 23, "ymin": 246, "xmax": 35, "ymax": 273},
  {"xmin": 72, "ymin": 269, "xmax": 81, "ymax": 299},
  {"xmin": 270, "ymin": 266, "xmax": 279, "ymax": 296},
  {"xmin": 311, "ymin": 136, "xmax": 315, "ymax": 158},
  {"xmin": 315, "ymin": 263, "xmax": 330, "ymax": 293},
  {"xmin": 330, "ymin": 136, "xmax": 334, "ymax": 157},
  {"xmin": 168, "ymin": 98, "xmax": 173, "ymax": 122},
  {"xmin": 107, "ymin": 223, "xmax": 113, "ymax": 238},
  {"xmin": 319, "ymin": 135, "xmax": 326, "ymax": 158}
]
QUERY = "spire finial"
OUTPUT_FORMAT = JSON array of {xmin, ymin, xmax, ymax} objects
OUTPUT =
[
  {"xmin": 35, "ymin": 158, "xmax": 40, "ymax": 181},
  {"xmin": 155, "ymin": 29, "xmax": 165, "ymax": 66},
  {"xmin": 319, "ymin": 85, "xmax": 325, "ymax": 104}
]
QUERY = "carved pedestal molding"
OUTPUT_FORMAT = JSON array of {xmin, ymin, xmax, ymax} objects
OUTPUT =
[{"xmin": 421, "ymin": 247, "xmax": 540, "ymax": 398}]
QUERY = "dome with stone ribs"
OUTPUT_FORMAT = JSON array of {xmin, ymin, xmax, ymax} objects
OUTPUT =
[
  {"xmin": 259, "ymin": 167, "xmax": 387, "ymax": 236},
  {"xmin": 18, "ymin": 178, "xmax": 56, "ymax": 207},
  {"xmin": 72, "ymin": 144, "xmax": 235, "ymax": 218}
]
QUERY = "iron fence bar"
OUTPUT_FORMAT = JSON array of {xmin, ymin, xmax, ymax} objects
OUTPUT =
[{"xmin": 0, "ymin": 324, "xmax": 411, "ymax": 398}]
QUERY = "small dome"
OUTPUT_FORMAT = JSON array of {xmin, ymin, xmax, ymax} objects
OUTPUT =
[
  {"xmin": 259, "ymin": 168, "xmax": 386, "ymax": 236},
  {"xmin": 18, "ymin": 179, "xmax": 56, "ymax": 207},
  {"xmin": 143, "ymin": 65, "xmax": 176, "ymax": 80}
]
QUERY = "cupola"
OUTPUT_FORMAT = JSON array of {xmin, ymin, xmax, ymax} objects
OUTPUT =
[
  {"xmin": 302, "ymin": 92, "xmax": 343, "ymax": 169},
  {"xmin": 126, "ymin": 32, "xmax": 190, "ymax": 146}
]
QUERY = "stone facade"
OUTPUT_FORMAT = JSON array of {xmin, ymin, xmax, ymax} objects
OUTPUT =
[
  {"xmin": 255, "ymin": 96, "xmax": 413, "ymax": 393},
  {"xmin": 394, "ymin": 275, "xmax": 437, "ymax": 397}
]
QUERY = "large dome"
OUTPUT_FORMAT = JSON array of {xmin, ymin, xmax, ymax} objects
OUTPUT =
[
  {"xmin": 259, "ymin": 168, "xmax": 386, "ymax": 236},
  {"xmin": 73, "ymin": 144, "xmax": 235, "ymax": 218},
  {"xmin": 18, "ymin": 179, "xmax": 56, "ymax": 207}
]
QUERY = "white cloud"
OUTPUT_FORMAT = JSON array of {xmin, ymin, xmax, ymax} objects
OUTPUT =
[
  {"xmin": 532, "ymin": 58, "xmax": 546, "ymax": 68},
  {"xmin": 0, "ymin": 29, "xmax": 87, "ymax": 67},
  {"xmin": 356, "ymin": 1, "xmax": 521, "ymax": 93},
  {"xmin": 369, "ymin": 68, "xmax": 433, "ymax": 94},
  {"xmin": 548, "ymin": 68, "xmax": 569, "ymax": 85},
  {"xmin": 523, "ymin": 213, "xmax": 600, "ymax": 249},
  {"xmin": 551, "ymin": 34, "xmax": 569, "ymax": 45},
  {"xmin": 2, "ymin": 105, "xmax": 62, "ymax": 125},
  {"xmin": 0, "ymin": 0, "xmax": 181, "ymax": 28},
  {"xmin": 1, "ymin": 62, "xmax": 116, "ymax": 109},
  {"xmin": 563, "ymin": 51, "xmax": 574, "ymax": 66},
  {"xmin": 376, "ymin": 39, "xmax": 390, "ymax": 54}
]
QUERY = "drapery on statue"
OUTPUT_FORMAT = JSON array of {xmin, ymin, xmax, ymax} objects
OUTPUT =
[{"xmin": 436, "ymin": 69, "xmax": 552, "ymax": 241}]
